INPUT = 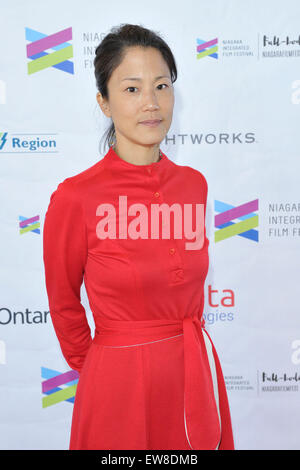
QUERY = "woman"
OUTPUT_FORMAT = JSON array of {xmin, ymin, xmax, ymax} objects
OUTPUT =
[{"xmin": 43, "ymin": 23, "xmax": 234, "ymax": 450}]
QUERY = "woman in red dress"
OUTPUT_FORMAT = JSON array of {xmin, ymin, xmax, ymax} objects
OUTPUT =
[{"xmin": 43, "ymin": 23, "xmax": 234, "ymax": 450}]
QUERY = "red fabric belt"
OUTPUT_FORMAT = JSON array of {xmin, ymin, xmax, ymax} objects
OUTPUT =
[{"xmin": 93, "ymin": 315, "xmax": 221, "ymax": 450}]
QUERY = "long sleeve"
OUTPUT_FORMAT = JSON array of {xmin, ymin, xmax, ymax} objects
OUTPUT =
[
  {"xmin": 200, "ymin": 171, "xmax": 208, "ymax": 220},
  {"xmin": 43, "ymin": 179, "xmax": 93, "ymax": 373}
]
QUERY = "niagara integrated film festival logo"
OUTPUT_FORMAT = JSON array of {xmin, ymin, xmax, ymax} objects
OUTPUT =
[
  {"xmin": 214, "ymin": 199, "xmax": 259, "ymax": 242},
  {"xmin": 26, "ymin": 27, "xmax": 74, "ymax": 74},
  {"xmin": 19, "ymin": 215, "xmax": 40, "ymax": 235},
  {"xmin": 196, "ymin": 38, "xmax": 218, "ymax": 59},
  {"xmin": 41, "ymin": 367, "xmax": 79, "ymax": 408}
]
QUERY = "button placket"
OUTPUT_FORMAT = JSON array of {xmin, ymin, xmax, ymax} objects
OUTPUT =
[
  {"xmin": 147, "ymin": 174, "xmax": 185, "ymax": 285},
  {"xmin": 167, "ymin": 240, "xmax": 185, "ymax": 285},
  {"xmin": 151, "ymin": 181, "xmax": 163, "ymax": 204},
  {"xmin": 147, "ymin": 169, "xmax": 165, "ymax": 237},
  {"xmin": 168, "ymin": 243, "xmax": 182, "ymax": 269}
]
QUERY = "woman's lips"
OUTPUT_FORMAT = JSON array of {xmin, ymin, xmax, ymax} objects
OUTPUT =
[{"xmin": 139, "ymin": 120, "xmax": 162, "ymax": 127}]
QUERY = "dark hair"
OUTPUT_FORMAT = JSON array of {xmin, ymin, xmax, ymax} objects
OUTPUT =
[{"xmin": 93, "ymin": 23, "xmax": 178, "ymax": 154}]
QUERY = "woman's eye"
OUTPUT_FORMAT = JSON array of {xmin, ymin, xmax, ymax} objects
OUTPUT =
[{"xmin": 125, "ymin": 84, "xmax": 169, "ymax": 93}]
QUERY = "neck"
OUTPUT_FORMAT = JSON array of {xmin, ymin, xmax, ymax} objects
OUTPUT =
[{"xmin": 112, "ymin": 142, "xmax": 161, "ymax": 166}]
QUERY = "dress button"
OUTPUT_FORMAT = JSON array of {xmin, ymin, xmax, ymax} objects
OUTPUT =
[
  {"xmin": 169, "ymin": 247, "xmax": 175, "ymax": 255},
  {"xmin": 154, "ymin": 191, "xmax": 160, "ymax": 198},
  {"xmin": 147, "ymin": 167, "xmax": 152, "ymax": 174}
]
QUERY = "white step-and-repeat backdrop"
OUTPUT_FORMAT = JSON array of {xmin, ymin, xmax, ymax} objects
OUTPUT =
[{"xmin": 1, "ymin": 0, "xmax": 299, "ymax": 450}]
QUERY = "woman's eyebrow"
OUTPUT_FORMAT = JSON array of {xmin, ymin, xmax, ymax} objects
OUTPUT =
[{"xmin": 121, "ymin": 75, "xmax": 170, "ymax": 82}]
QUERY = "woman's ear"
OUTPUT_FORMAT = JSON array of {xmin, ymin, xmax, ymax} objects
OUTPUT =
[{"xmin": 96, "ymin": 92, "xmax": 111, "ymax": 118}]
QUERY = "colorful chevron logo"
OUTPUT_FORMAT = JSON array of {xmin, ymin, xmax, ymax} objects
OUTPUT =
[
  {"xmin": 19, "ymin": 215, "xmax": 40, "ymax": 234},
  {"xmin": 41, "ymin": 367, "xmax": 79, "ymax": 408},
  {"xmin": 214, "ymin": 199, "xmax": 259, "ymax": 242},
  {"xmin": 196, "ymin": 38, "xmax": 218, "ymax": 59},
  {"xmin": 25, "ymin": 27, "xmax": 74, "ymax": 75}
]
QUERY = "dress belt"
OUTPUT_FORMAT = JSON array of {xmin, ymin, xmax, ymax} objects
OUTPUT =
[{"xmin": 93, "ymin": 315, "xmax": 221, "ymax": 450}]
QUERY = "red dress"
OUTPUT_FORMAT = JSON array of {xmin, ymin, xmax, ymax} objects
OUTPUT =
[{"xmin": 43, "ymin": 146, "xmax": 234, "ymax": 450}]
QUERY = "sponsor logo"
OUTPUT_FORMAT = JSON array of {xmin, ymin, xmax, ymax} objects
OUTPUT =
[
  {"xmin": 215, "ymin": 199, "xmax": 259, "ymax": 242},
  {"xmin": 19, "ymin": 215, "xmax": 40, "ymax": 235},
  {"xmin": 41, "ymin": 367, "xmax": 79, "ymax": 408},
  {"xmin": 26, "ymin": 27, "xmax": 74, "ymax": 75},
  {"xmin": 196, "ymin": 38, "xmax": 218, "ymax": 59}
]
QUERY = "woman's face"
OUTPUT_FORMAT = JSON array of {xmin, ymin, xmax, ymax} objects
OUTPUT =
[{"xmin": 97, "ymin": 46, "xmax": 175, "ymax": 148}]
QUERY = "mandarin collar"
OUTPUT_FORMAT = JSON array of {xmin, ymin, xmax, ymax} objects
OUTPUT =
[{"xmin": 104, "ymin": 145, "xmax": 170, "ymax": 172}]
